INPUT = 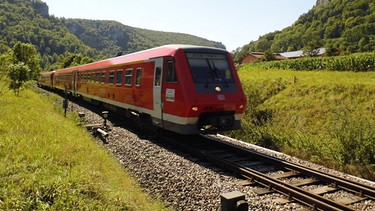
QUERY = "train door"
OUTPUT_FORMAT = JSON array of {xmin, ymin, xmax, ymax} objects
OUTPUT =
[
  {"xmin": 72, "ymin": 70, "xmax": 78, "ymax": 97},
  {"xmin": 152, "ymin": 57, "xmax": 164, "ymax": 128},
  {"xmin": 50, "ymin": 72, "xmax": 54, "ymax": 88}
]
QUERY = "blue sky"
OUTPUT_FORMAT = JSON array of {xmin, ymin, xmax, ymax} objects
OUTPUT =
[{"xmin": 42, "ymin": 0, "xmax": 317, "ymax": 51}]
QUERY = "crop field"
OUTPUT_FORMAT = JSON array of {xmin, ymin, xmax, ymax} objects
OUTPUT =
[
  {"xmin": 251, "ymin": 53, "xmax": 375, "ymax": 72},
  {"xmin": 230, "ymin": 63, "xmax": 375, "ymax": 180}
]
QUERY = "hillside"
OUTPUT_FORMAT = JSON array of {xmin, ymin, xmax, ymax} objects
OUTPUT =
[
  {"xmin": 0, "ymin": 0, "xmax": 96, "ymax": 69},
  {"xmin": 0, "ymin": 0, "xmax": 224, "ymax": 70},
  {"xmin": 234, "ymin": 0, "xmax": 375, "ymax": 63},
  {"xmin": 63, "ymin": 19, "xmax": 225, "ymax": 57}
]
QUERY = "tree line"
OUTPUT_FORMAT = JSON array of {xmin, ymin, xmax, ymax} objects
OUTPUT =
[
  {"xmin": 0, "ymin": 42, "xmax": 94, "ymax": 96},
  {"xmin": 233, "ymin": 0, "xmax": 375, "ymax": 63},
  {"xmin": 0, "ymin": 0, "xmax": 224, "ymax": 72}
]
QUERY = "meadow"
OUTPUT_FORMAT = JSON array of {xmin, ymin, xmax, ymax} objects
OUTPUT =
[
  {"xmin": 230, "ymin": 64, "xmax": 375, "ymax": 180},
  {"xmin": 0, "ymin": 85, "xmax": 168, "ymax": 210}
]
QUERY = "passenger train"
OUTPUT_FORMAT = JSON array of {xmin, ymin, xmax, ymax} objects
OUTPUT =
[{"xmin": 38, "ymin": 45, "xmax": 247, "ymax": 134}]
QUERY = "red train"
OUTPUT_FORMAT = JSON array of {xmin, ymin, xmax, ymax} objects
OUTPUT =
[{"xmin": 38, "ymin": 45, "xmax": 247, "ymax": 134}]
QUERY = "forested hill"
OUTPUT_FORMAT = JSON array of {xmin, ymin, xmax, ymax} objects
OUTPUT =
[
  {"xmin": 234, "ymin": 0, "xmax": 375, "ymax": 63},
  {"xmin": 63, "ymin": 19, "xmax": 225, "ymax": 57},
  {"xmin": 0, "ymin": 0, "xmax": 224, "ymax": 70},
  {"xmin": 0, "ymin": 0, "xmax": 95, "ymax": 70}
]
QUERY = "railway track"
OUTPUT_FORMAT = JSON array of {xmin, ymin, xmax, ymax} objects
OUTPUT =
[{"xmin": 159, "ymin": 132, "xmax": 375, "ymax": 211}]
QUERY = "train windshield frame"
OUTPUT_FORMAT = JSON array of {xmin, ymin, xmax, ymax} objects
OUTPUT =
[{"xmin": 186, "ymin": 53, "xmax": 234, "ymax": 84}]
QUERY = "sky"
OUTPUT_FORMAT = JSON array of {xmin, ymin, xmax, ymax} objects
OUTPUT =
[{"xmin": 42, "ymin": 0, "xmax": 317, "ymax": 52}]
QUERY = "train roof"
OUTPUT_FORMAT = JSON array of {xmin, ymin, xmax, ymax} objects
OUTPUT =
[
  {"xmin": 41, "ymin": 70, "xmax": 55, "ymax": 75},
  {"xmin": 53, "ymin": 45, "xmax": 227, "ymax": 74}
]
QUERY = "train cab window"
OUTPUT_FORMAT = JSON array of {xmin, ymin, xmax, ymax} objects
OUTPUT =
[
  {"xmin": 155, "ymin": 67, "xmax": 161, "ymax": 86},
  {"xmin": 125, "ymin": 69, "xmax": 133, "ymax": 86},
  {"xmin": 135, "ymin": 68, "xmax": 142, "ymax": 86},
  {"xmin": 186, "ymin": 53, "xmax": 234, "ymax": 84},
  {"xmin": 166, "ymin": 60, "xmax": 177, "ymax": 83},
  {"xmin": 101, "ymin": 72, "xmax": 106, "ymax": 84},
  {"xmin": 109, "ymin": 70, "xmax": 115, "ymax": 85},
  {"xmin": 116, "ymin": 70, "xmax": 123, "ymax": 85}
]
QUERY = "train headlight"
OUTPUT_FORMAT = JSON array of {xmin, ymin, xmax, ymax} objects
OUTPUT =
[
  {"xmin": 239, "ymin": 105, "xmax": 244, "ymax": 109},
  {"xmin": 215, "ymin": 86, "xmax": 221, "ymax": 92},
  {"xmin": 192, "ymin": 106, "xmax": 199, "ymax": 112}
]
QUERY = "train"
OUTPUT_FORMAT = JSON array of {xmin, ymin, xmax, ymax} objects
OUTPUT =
[{"xmin": 38, "ymin": 44, "xmax": 247, "ymax": 134}]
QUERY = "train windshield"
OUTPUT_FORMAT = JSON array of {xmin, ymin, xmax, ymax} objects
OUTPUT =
[{"xmin": 187, "ymin": 53, "xmax": 234, "ymax": 84}]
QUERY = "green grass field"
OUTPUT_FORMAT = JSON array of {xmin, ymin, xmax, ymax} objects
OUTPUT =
[
  {"xmin": 0, "ymin": 85, "xmax": 168, "ymax": 210},
  {"xmin": 231, "ymin": 66, "xmax": 375, "ymax": 180}
]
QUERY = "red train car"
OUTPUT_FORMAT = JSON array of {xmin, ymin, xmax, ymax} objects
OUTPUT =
[
  {"xmin": 38, "ymin": 71, "xmax": 55, "ymax": 88},
  {"xmin": 39, "ymin": 45, "xmax": 247, "ymax": 134}
]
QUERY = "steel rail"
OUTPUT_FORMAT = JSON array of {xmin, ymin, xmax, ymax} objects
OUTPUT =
[
  {"xmin": 201, "ymin": 150, "xmax": 355, "ymax": 211},
  {"xmin": 209, "ymin": 136, "xmax": 375, "ymax": 200},
  {"xmin": 157, "ymin": 133, "xmax": 374, "ymax": 210}
]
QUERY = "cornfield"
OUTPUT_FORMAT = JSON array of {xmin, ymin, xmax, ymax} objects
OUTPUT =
[{"xmin": 255, "ymin": 53, "xmax": 375, "ymax": 72}]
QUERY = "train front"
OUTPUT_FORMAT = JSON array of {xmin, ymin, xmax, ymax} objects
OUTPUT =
[{"xmin": 167, "ymin": 47, "xmax": 247, "ymax": 134}]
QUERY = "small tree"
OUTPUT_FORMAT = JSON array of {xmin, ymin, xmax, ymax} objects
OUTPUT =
[
  {"xmin": 8, "ymin": 63, "xmax": 30, "ymax": 96},
  {"xmin": 12, "ymin": 42, "xmax": 41, "ymax": 80},
  {"xmin": 6, "ymin": 42, "xmax": 41, "ymax": 95},
  {"xmin": 261, "ymin": 50, "xmax": 276, "ymax": 61},
  {"xmin": 302, "ymin": 33, "xmax": 322, "ymax": 57},
  {"xmin": 325, "ymin": 45, "xmax": 341, "ymax": 56}
]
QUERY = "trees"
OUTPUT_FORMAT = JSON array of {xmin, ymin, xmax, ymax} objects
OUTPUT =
[
  {"xmin": 234, "ymin": 0, "xmax": 375, "ymax": 62},
  {"xmin": 261, "ymin": 50, "xmax": 276, "ymax": 61},
  {"xmin": 12, "ymin": 42, "xmax": 41, "ymax": 80},
  {"xmin": 6, "ymin": 42, "xmax": 41, "ymax": 95},
  {"xmin": 7, "ymin": 63, "xmax": 30, "ymax": 96},
  {"xmin": 61, "ymin": 53, "xmax": 94, "ymax": 68}
]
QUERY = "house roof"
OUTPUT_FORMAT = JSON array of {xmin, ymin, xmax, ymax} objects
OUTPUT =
[
  {"xmin": 246, "ymin": 52, "xmax": 287, "ymax": 60},
  {"xmin": 280, "ymin": 48, "xmax": 326, "ymax": 58}
]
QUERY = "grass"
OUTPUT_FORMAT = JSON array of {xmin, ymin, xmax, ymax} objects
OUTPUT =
[
  {"xmin": 0, "ymin": 84, "xmax": 169, "ymax": 210},
  {"xmin": 231, "ymin": 65, "xmax": 375, "ymax": 180}
]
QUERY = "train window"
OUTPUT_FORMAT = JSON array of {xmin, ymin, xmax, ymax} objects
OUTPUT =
[
  {"xmin": 101, "ymin": 72, "xmax": 106, "ymax": 84},
  {"xmin": 135, "ymin": 68, "xmax": 142, "ymax": 86},
  {"xmin": 109, "ymin": 70, "xmax": 115, "ymax": 85},
  {"xmin": 87, "ymin": 73, "xmax": 91, "ymax": 83},
  {"xmin": 116, "ymin": 70, "xmax": 123, "ymax": 85},
  {"xmin": 166, "ymin": 60, "xmax": 177, "ymax": 83},
  {"xmin": 96, "ymin": 72, "xmax": 100, "ymax": 83},
  {"xmin": 186, "ymin": 53, "xmax": 234, "ymax": 84},
  {"xmin": 155, "ymin": 67, "xmax": 162, "ymax": 86},
  {"xmin": 91, "ymin": 73, "xmax": 95, "ymax": 83},
  {"xmin": 125, "ymin": 69, "xmax": 133, "ymax": 86}
]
